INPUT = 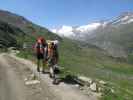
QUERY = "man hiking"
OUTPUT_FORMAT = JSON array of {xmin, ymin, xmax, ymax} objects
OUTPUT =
[{"xmin": 34, "ymin": 37, "xmax": 48, "ymax": 73}]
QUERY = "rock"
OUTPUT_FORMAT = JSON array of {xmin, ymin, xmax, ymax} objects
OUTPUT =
[
  {"xmin": 98, "ymin": 87, "xmax": 104, "ymax": 92},
  {"xmin": 111, "ymin": 88, "xmax": 115, "ymax": 93},
  {"xmin": 99, "ymin": 80, "xmax": 107, "ymax": 85},
  {"xmin": 90, "ymin": 83, "xmax": 97, "ymax": 92},
  {"xmin": 25, "ymin": 80, "xmax": 40, "ymax": 85},
  {"xmin": 75, "ymin": 84, "xmax": 80, "ymax": 87},
  {"xmin": 79, "ymin": 87, "xmax": 84, "ymax": 90},
  {"xmin": 78, "ymin": 76, "xmax": 93, "ymax": 84}
]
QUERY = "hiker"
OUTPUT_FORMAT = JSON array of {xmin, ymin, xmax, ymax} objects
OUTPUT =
[
  {"xmin": 47, "ymin": 40, "xmax": 59, "ymax": 78},
  {"xmin": 34, "ymin": 37, "xmax": 48, "ymax": 73}
]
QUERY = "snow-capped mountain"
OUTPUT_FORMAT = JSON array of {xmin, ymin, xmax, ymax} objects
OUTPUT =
[
  {"xmin": 86, "ymin": 12, "xmax": 133, "ymax": 57},
  {"xmin": 51, "ymin": 12, "xmax": 133, "ymax": 40},
  {"xmin": 76, "ymin": 22, "xmax": 102, "ymax": 32},
  {"xmin": 52, "ymin": 12, "xmax": 133, "ymax": 58},
  {"xmin": 51, "ymin": 22, "xmax": 105, "ymax": 38}
]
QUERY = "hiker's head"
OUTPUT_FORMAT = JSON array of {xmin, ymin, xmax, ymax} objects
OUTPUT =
[
  {"xmin": 37, "ymin": 37, "xmax": 45, "ymax": 44},
  {"xmin": 47, "ymin": 42, "xmax": 53, "ymax": 49}
]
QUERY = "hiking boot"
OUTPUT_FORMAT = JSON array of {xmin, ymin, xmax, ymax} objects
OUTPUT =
[
  {"xmin": 42, "ymin": 70, "xmax": 46, "ymax": 74},
  {"xmin": 52, "ymin": 78, "xmax": 60, "ymax": 85}
]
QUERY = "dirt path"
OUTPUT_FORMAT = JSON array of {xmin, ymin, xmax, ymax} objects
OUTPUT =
[
  {"xmin": 0, "ymin": 53, "xmax": 99, "ymax": 100},
  {"xmin": 0, "ymin": 54, "xmax": 26, "ymax": 100}
]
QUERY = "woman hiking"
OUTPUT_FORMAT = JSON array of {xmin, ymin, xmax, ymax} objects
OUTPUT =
[{"xmin": 34, "ymin": 37, "xmax": 48, "ymax": 73}]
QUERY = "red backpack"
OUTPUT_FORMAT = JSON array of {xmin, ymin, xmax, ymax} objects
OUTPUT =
[{"xmin": 35, "ymin": 37, "xmax": 46, "ymax": 54}]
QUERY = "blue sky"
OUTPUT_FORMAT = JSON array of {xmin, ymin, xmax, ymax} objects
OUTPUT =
[{"xmin": 0, "ymin": 0, "xmax": 133, "ymax": 29}]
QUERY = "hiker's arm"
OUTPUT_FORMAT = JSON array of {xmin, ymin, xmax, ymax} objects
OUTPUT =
[{"xmin": 33, "ymin": 43, "xmax": 37, "ymax": 53}]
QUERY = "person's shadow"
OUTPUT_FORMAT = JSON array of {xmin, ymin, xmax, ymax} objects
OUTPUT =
[{"xmin": 52, "ymin": 70, "xmax": 83, "ymax": 86}]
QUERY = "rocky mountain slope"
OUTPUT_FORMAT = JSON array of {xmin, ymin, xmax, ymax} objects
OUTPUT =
[
  {"xmin": 0, "ymin": 20, "xmax": 25, "ymax": 47},
  {"xmin": 0, "ymin": 10, "xmax": 60, "ymax": 48},
  {"xmin": 88, "ymin": 12, "xmax": 133, "ymax": 57}
]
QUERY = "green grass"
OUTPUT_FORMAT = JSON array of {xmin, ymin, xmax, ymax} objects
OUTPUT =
[{"xmin": 17, "ymin": 49, "xmax": 34, "ymax": 60}]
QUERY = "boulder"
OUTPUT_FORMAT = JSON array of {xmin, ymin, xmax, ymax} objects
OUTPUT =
[
  {"xmin": 90, "ymin": 83, "xmax": 97, "ymax": 92},
  {"xmin": 78, "ymin": 76, "xmax": 93, "ymax": 85},
  {"xmin": 99, "ymin": 80, "xmax": 107, "ymax": 85},
  {"xmin": 25, "ymin": 80, "xmax": 40, "ymax": 85}
]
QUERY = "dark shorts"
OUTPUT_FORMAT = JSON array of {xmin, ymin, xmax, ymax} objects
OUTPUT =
[{"xmin": 37, "ymin": 53, "xmax": 44, "ymax": 60}]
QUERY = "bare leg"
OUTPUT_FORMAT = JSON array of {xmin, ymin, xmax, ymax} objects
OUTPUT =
[{"xmin": 49, "ymin": 66, "xmax": 54, "ymax": 78}]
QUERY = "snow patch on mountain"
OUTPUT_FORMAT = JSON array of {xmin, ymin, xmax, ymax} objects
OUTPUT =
[
  {"xmin": 51, "ymin": 22, "xmax": 102, "ymax": 37},
  {"xmin": 127, "ymin": 19, "xmax": 133, "ymax": 23},
  {"xmin": 76, "ymin": 23, "xmax": 101, "ymax": 32},
  {"xmin": 51, "ymin": 12, "xmax": 133, "ymax": 40}
]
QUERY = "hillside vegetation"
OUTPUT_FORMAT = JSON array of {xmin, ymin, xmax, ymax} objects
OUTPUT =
[{"xmin": 59, "ymin": 38, "xmax": 133, "ymax": 100}]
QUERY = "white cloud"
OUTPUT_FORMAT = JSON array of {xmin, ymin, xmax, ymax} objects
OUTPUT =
[
  {"xmin": 51, "ymin": 29, "xmax": 57, "ymax": 33},
  {"xmin": 51, "ymin": 25, "xmax": 74, "ymax": 37}
]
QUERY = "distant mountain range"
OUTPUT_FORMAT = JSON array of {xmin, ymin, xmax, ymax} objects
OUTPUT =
[
  {"xmin": 52, "ymin": 12, "xmax": 133, "ymax": 57},
  {"xmin": 52, "ymin": 12, "xmax": 133, "ymax": 38}
]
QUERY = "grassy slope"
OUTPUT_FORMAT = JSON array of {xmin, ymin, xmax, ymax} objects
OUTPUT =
[{"xmin": 59, "ymin": 38, "xmax": 133, "ymax": 100}]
